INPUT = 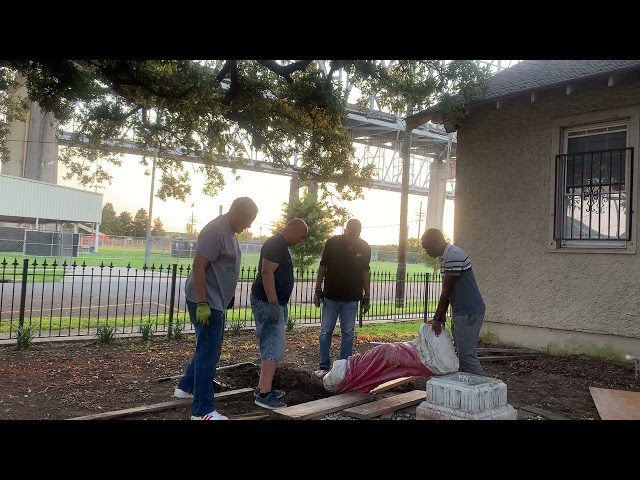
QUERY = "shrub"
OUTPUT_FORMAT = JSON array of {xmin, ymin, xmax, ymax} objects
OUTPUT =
[
  {"xmin": 16, "ymin": 325, "xmax": 34, "ymax": 349},
  {"xmin": 139, "ymin": 322, "xmax": 154, "ymax": 342},
  {"xmin": 170, "ymin": 322, "xmax": 184, "ymax": 339},
  {"xmin": 96, "ymin": 323, "xmax": 117, "ymax": 344},
  {"xmin": 227, "ymin": 317, "xmax": 245, "ymax": 335}
]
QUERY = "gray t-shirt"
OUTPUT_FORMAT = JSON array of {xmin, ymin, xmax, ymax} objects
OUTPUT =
[
  {"xmin": 439, "ymin": 243, "xmax": 485, "ymax": 316},
  {"xmin": 184, "ymin": 215, "xmax": 240, "ymax": 312}
]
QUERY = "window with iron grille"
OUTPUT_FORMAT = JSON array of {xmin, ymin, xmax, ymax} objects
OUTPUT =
[{"xmin": 554, "ymin": 121, "xmax": 633, "ymax": 248}]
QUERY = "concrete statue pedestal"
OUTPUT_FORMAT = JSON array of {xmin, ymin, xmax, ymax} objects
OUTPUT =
[{"xmin": 416, "ymin": 372, "xmax": 517, "ymax": 420}]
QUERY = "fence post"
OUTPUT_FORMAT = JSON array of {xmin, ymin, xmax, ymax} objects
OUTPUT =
[
  {"xmin": 423, "ymin": 272, "xmax": 430, "ymax": 321},
  {"xmin": 18, "ymin": 258, "xmax": 29, "ymax": 330},
  {"xmin": 167, "ymin": 263, "xmax": 178, "ymax": 338}
]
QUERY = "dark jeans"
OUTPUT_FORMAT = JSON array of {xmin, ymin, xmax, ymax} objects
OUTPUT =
[{"xmin": 177, "ymin": 299, "xmax": 226, "ymax": 416}]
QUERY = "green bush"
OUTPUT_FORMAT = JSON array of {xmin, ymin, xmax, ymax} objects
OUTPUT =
[
  {"xmin": 285, "ymin": 315, "xmax": 296, "ymax": 332},
  {"xmin": 227, "ymin": 317, "xmax": 245, "ymax": 335},
  {"xmin": 96, "ymin": 323, "xmax": 117, "ymax": 344},
  {"xmin": 170, "ymin": 322, "xmax": 184, "ymax": 339},
  {"xmin": 139, "ymin": 322, "xmax": 154, "ymax": 342},
  {"xmin": 16, "ymin": 325, "xmax": 34, "ymax": 349}
]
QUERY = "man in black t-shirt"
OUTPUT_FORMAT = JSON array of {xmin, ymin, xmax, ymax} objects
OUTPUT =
[
  {"xmin": 250, "ymin": 218, "xmax": 308, "ymax": 409},
  {"xmin": 313, "ymin": 219, "xmax": 371, "ymax": 378}
]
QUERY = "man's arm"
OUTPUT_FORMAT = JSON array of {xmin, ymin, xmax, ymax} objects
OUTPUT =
[
  {"xmin": 362, "ymin": 244, "xmax": 372, "ymax": 297},
  {"xmin": 361, "ymin": 270, "xmax": 370, "ymax": 297},
  {"xmin": 260, "ymin": 258, "xmax": 280, "ymax": 304},
  {"xmin": 315, "ymin": 265, "xmax": 327, "ymax": 290},
  {"xmin": 434, "ymin": 274, "xmax": 458, "ymax": 320},
  {"xmin": 191, "ymin": 253, "xmax": 211, "ymax": 303}
]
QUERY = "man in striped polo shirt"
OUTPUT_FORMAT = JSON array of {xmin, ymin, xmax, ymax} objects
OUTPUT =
[{"xmin": 421, "ymin": 228, "xmax": 486, "ymax": 376}]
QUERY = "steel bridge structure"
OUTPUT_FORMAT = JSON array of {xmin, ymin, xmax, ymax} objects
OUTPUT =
[{"xmin": 58, "ymin": 60, "xmax": 520, "ymax": 200}]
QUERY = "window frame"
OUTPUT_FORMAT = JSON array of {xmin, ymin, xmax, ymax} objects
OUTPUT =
[{"xmin": 548, "ymin": 106, "xmax": 640, "ymax": 254}]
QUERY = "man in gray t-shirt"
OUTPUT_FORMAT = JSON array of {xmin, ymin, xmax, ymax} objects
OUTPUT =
[
  {"xmin": 421, "ymin": 228, "xmax": 486, "ymax": 376},
  {"xmin": 176, "ymin": 196, "xmax": 258, "ymax": 420}
]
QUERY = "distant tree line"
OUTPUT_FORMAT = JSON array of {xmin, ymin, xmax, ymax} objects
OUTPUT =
[{"xmin": 99, "ymin": 203, "xmax": 165, "ymax": 237}]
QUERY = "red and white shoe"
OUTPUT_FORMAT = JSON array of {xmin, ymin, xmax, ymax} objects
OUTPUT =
[{"xmin": 191, "ymin": 410, "xmax": 228, "ymax": 420}]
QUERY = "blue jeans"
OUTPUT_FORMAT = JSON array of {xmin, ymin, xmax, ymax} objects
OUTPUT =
[
  {"xmin": 177, "ymin": 299, "xmax": 225, "ymax": 416},
  {"xmin": 451, "ymin": 312, "xmax": 485, "ymax": 376},
  {"xmin": 250, "ymin": 295, "xmax": 286, "ymax": 361},
  {"xmin": 318, "ymin": 298, "xmax": 358, "ymax": 371}
]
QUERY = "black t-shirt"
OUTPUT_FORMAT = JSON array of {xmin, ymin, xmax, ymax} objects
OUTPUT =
[
  {"xmin": 251, "ymin": 233, "xmax": 294, "ymax": 306},
  {"xmin": 319, "ymin": 234, "xmax": 371, "ymax": 302}
]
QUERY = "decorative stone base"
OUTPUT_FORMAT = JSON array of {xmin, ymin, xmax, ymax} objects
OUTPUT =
[{"xmin": 416, "ymin": 372, "xmax": 517, "ymax": 420}]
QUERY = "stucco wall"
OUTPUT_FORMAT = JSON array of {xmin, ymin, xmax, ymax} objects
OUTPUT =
[{"xmin": 456, "ymin": 75, "xmax": 640, "ymax": 351}]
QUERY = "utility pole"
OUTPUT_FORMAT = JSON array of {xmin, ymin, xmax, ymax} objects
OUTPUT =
[
  {"xmin": 395, "ymin": 102, "xmax": 414, "ymax": 308},
  {"xmin": 144, "ymin": 155, "xmax": 156, "ymax": 266}
]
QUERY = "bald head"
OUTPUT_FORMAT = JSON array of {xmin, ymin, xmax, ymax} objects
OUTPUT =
[
  {"xmin": 344, "ymin": 218, "xmax": 362, "ymax": 244},
  {"xmin": 226, "ymin": 196, "xmax": 258, "ymax": 234},
  {"xmin": 282, "ymin": 218, "xmax": 308, "ymax": 246}
]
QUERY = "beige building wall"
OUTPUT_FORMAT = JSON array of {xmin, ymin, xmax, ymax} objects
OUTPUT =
[{"xmin": 455, "ymin": 74, "xmax": 640, "ymax": 359}]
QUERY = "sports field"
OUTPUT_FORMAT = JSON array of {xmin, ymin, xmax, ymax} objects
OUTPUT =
[{"xmin": 1, "ymin": 247, "xmax": 431, "ymax": 275}]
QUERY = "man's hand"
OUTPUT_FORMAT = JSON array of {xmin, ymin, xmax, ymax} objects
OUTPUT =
[
  {"xmin": 227, "ymin": 296, "xmax": 235, "ymax": 310},
  {"xmin": 361, "ymin": 296, "xmax": 370, "ymax": 314},
  {"xmin": 267, "ymin": 303, "xmax": 281, "ymax": 325},
  {"xmin": 313, "ymin": 288, "xmax": 324, "ymax": 308},
  {"xmin": 196, "ymin": 302, "xmax": 212, "ymax": 326},
  {"xmin": 431, "ymin": 315, "xmax": 445, "ymax": 337}
]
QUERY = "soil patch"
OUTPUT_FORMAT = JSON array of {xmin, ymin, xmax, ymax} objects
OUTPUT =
[{"xmin": 1, "ymin": 326, "xmax": 638, "ymax": 420}]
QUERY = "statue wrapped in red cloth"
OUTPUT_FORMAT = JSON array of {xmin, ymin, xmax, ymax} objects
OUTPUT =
[{"xmin": 321, "ymin": 323, "xmax": 459, "ymax": 394}]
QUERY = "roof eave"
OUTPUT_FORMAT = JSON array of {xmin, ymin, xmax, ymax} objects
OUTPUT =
[{"xmin": 406, "ymin": 63, "xmax": 640, "ymax": 129}]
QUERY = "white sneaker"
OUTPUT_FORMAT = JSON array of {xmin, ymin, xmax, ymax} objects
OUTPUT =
[
  {"xmin": 191, "ymin": 410, "xmax": 228, "ymax": 420},
  {"xmin": 174, "ymin": 388, "xmax": 193, "ymax": 399}
]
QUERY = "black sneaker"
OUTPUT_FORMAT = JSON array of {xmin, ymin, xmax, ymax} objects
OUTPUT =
[
  {"xmin": 254, "ymin": 391, "xmax": 287, "ymax": 410},
  {"xmin": 254, "ymin": 387, "xmax": 285, "ymax": 399}
]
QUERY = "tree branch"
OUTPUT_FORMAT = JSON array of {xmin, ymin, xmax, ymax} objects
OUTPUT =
[{"xmin": 256, "ymin": 60, "xmax": 314, "ymax": 83}]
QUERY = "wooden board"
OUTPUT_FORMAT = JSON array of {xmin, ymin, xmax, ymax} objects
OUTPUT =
[
  {"xmin": 66, "ymin": 387, "xmax": 254, "ymax": 420},
  {"xmin": 369, "ymin": 376, "xmax": 419, "ymax": 394},
  {"xmin": 274, "ymin": 392, "xmax": 373, "ymax": 420},
  {"xmin": 517, "ymin": 405, "xmax": 570, "ymax": 421},
  {"xmin": 589, "ymin": 387, "xmax": 640, "ymax": 420},
  {"xmin": 342, "ymin": 390, "xmax": 426, "ymax": 419}
]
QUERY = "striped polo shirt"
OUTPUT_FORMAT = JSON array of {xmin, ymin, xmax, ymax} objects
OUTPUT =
[{"xmin": 439, "ymin": 243, "xmax": 485, "ymax": 316}]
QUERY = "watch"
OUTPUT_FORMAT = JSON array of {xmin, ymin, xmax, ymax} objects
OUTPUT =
[{"xmin": 433, "ymin": 315, "xmax": 444, "ymax": 322}]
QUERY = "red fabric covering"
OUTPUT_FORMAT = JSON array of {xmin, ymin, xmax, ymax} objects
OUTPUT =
[{"xmin": 335, "ymin": 341, "xmax": 433, "ymax": 394}]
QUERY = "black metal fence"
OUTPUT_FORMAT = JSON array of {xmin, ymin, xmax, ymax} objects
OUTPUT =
[{"xmin": 0, "ymin": 257, "xmax": 443, "ymax": 343}]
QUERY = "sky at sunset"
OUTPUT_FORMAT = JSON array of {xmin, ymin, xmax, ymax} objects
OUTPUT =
[{"xmin": 57, "ymin": 154, "xmax": 454, "ymax": 246}]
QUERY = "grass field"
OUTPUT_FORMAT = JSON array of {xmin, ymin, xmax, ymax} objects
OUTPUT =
[{"xmin": 1, "ymin": 248, "xmax": 432, "ymax": 275}]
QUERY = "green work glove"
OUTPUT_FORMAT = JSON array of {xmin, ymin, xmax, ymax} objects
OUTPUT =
[
  {"xmin": 267, "ymin": 303, "xmax": 280, "ymax": 325},
  {"xmin": 196, "ymin": 302, "xmax": 212, "ymax": 326}
]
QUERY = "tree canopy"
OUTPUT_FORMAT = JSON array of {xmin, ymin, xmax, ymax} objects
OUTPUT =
[{"xmin": 0, "ymin": 60, "xmax": 490, "ymax": 204}]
